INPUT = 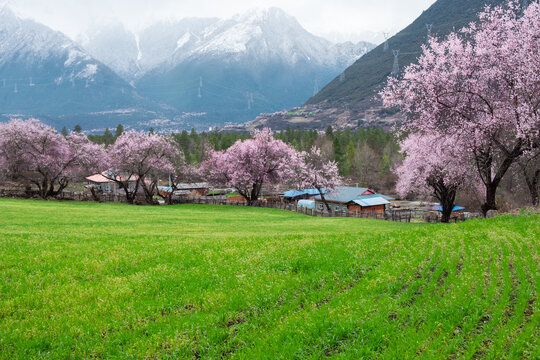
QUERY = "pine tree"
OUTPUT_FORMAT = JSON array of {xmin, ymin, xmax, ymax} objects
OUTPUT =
[{"xmin": 115, "ymin": 124, "xmax": 124, "ymax": 138}]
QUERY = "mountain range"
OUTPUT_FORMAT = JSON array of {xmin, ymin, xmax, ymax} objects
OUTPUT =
[
  {"xmin": 0, "ymin": 6, "xmax": 157, "ymax": 128},
  {"xmin": 244, "ymin": 0, "xmax": 508, "ymax": 132},
  {"xmin": 0, "ymin": 6, "xmax": 374, "ymax": 131}
]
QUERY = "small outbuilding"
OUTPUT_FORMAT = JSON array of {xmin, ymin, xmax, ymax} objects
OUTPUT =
[
  {"xmin": 85, "ymin": 172, "xmax": 139, "ymax": 195},
  {"xmin": 347, "ymin": 195, "xmax": 391, "ymax": 215},
  {"xmin": 280, "ymin": 188, "xmax": 323, "ymax": 202},
  {"xmin": 312, "ymin": 186, "xmax": 394, "ymax": 214}
]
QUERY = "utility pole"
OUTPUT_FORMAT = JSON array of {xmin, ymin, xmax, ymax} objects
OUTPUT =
[
  {"xmin": 426, "ymin": 24, "xmax": 433, "ymax": 44},
  {"xmin": 383, "ymin": 33, "xmax": 390, "ymax": 51},
  {"xmin": 247, "ymin": 92, "xmax": 252, "ymax": 110},
  {"xmin": 392, "ymin": 50, "xmax": 400, "ymax": 76}
]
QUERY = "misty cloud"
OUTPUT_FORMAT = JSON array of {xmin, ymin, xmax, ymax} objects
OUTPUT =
[{"xmin": 5, "ymin": 0, "xmax": 436, "ymax": 42}]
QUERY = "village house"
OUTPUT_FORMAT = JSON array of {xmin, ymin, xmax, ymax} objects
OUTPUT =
[
  {"xmin": 312, "ymin": 186, "xmax": 394, "ymax": 214},
  {"xmin": 279, "ymin": 188, "xmax": 323, "ymax": 202},
  {"xmin": 85, "ymin": 172, "xmax": 140, "ymax": 195},
  {"xmin": 157, "ymin": 183, "xmax": 210, "ymax": 198}
]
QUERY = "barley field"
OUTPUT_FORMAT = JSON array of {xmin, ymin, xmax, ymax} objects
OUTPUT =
[{"xmin": 0, "ymin": 199, "xmax": 538, "ymax": 359}]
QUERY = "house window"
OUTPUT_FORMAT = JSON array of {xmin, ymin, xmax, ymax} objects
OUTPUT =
[
  {"xmin": 318, "ymin": 203, "xmax": 324, "ymax": 210},
  {"xmin": 335, "ymin": 205, "xmax": 340, "ymax": 211}
]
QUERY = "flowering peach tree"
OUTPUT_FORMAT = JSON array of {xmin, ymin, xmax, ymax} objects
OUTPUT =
[
  {"xmin": 382, "ymin": 1, "xmax": 540, "ymax": 215},
  {"xmin": 0, "ymin": 119, "xmax": 105, "ymax": 199},
  {"xmin": 201, "ymin": 128, "xmax": 301, "ymax": 204}
]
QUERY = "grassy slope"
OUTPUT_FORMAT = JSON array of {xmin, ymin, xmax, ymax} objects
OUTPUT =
[
  {"xmin": 307, "ymin": 0, "xmax": 506, "ymax": 107},
  {"xmin": 0, "ymin": 199, "xmax": 538, "ymax": 359}
]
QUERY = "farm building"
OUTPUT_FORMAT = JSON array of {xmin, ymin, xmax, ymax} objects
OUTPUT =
[
  {"xmin": 85, "ymin": 172, "xmax": 139, "ymax": 195},
  {"xmin": 157, "ymin": 183, "xmax": 210, "ymax": 198},
  {"xmin": 280, "ymin": 188, "xmax": 324, "ymax": 202},
  {"xmin": 312, "ymin": 186, "xmax": 394, "ymax": 214}
]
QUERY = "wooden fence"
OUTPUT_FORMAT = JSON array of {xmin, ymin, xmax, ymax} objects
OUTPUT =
[
  {"xmin": 1, "ymin": 188, "xmax": 472, "ymax": 223},
  {"xmin": 172, "ymin": 197, "xmax": 409, "ymax": 222}
]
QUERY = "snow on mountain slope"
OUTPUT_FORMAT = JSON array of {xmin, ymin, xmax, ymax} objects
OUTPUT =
[
  {"xmin": 0, "ymin": 5, "xmax": 154, "ymax": 120},
  {"xmin": 77, "ymin": 22, "xmax": 140, "ymax": 80},
  {"xmin": 81, "ymin": 17, "xmax": 219, "ymax": 79},
  {"xmin": 81, "ymin": 8, "xmax": 374, "ymax": 80}
]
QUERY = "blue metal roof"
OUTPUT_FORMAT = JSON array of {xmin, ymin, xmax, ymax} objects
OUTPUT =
[
  {"xmin": 280, "ymin": 188, "xmax": 324, "ymax": 198},
  {"xmin": 352, "ymin": 197, "xmax": 391, "ymax": 207},
  {"xmin": 434, "ymin": 205, "xmax": 465, "ymax": 212},
  {"xmin": 313, "ymin": 186, "xmax": 370, "ymax": 202},
  {"xmin": 313, "ymin": 186, "xmax": 394, "ymax": 203},
  {"xmin": 353, "ymin": 193, "xmax": 395, "ymax": 201}
]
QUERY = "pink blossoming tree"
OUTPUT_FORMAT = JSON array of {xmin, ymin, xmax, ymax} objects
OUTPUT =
[
  {"xmin": 201, "ymin": 128, "xmax": 301, "ymax": 204},
  {"xmin": 105, "ymin": 130, "xmax": 180, "ymax": 204},
  {"xmin": 297, "ymin": 146, "xmax": 342, "ymax": 211},
  {"xmin": 395, "ymin": 133, "xmax": 475, "ymax": 223},
  {"xmin": 381, "ymin": 0, "xmax": 540, "ymax": 215},
  {"xmin": 0, "ymin": 119, "xmax": 106, "ymax": 199}
]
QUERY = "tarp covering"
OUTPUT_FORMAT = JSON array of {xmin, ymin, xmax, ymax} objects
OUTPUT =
[
  {"xmin": 297, "ymin": 199, "xmax": 316, "ymax": 209},
  {"xmin": 434, "ymin": 205, "xmax": 465, "ymax": 212},
  {"xmin": 352, "ymin": 197, "xmax": 390, "ymax": 207}
]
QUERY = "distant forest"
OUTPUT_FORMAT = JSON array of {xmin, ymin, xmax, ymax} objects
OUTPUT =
[
  {"xmin": 83, "ymin": 125, "xmax": 400, "ymax": 193},
  {"xmin": 82, "ymin": 124, "xmax": 534, "ymax": 211}
]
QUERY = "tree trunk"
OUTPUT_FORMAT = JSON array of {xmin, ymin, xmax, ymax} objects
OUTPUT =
[
  {"xmin": 440, "ymin": 195, "xmax": 455, "ymax": 223},
  {"xmin": 524, "ymin": 168, "xmax": 539, "ymax": 207},
  {"xmin": 317, "ymin": 187, "xmax": 331, "ymax": 212},
  {"xmin": 482, "ymin": 183, "xmax": 498, "ymax": 216},
  {"xmin": 476, "ymin": 141, "xmax": 524, "ymax": 216},
  {"xmin": 430, "ymin": 178, "xmax": 456, "ymax": 223},
  {"xmin": 142, "ymin": 182, "xmax": 157, "ymax": 205},
  {"xmin": 247, "ymin": 182, "xmax": 262, "ymax": 206},
  {"xmin": 89, "ymin": 186, "xmax": 101, "ymax": 202},
  {"xmin": 121, "ymin": 185, "xmax": 135, "ymax": 204},
  {"xmin": 47, "ymin": 178, "xmax": 68, "ymax": 199}
]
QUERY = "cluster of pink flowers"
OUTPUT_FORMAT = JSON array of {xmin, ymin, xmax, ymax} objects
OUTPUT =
[
  {"xmin": 0, "ymin": 120, "xmax": 342, "ymax": 204},
  {"xmin": 0, "ymin": 119, "xmax": 104, "ymax": 198},
  {"xmin": 381, "ymin": 0, "xmax": 540, "ymax": 216},
  {"xmin": 201, "ymin": 128, "xmax": 341, "ymax": 203}
]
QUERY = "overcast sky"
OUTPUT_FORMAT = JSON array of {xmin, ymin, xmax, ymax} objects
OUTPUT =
[{"xmin": 5, "ymin": 0, "xmax": 437, "ymax": 43}]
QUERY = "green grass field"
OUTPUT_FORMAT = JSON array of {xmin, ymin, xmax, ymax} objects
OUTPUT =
[{"xmin": 0, "ymin": 199, "xmax": 538, "ymax": 359}]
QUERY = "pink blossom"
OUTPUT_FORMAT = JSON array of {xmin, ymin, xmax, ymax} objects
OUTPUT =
[
  {"xmin": 381, "ymin": 0, "xmax": 540, "ymax": 215},
  {"xmin": 201, "ymin": 128, "xmax": 301, "ymax": 203},
  {"xmin": 0, "ymin": 118, "xmax": 106, "ymax": 198}
]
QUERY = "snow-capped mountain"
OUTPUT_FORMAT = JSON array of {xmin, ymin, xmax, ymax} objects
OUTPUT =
[
  {"xmin": 80, "ymin": 8, "xmax": 374, "ymax": 125},
  {"xmin": 0, "ymin": 6, "xmax": 99, "ymax": 84},
  {"xmin": 0, "ymin": 5, "xmax": 375, "ymax": 129},
  {"xmin": 81, "ymin": 8, "xmax": 373, "ymax": 80},
  {"xmin": 0, "ymin": 5, "xmax": 154, "ymax": 126},
  {"xmin": 79, "ymin": 17, "xmax": 220, "ymax": 80}
]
